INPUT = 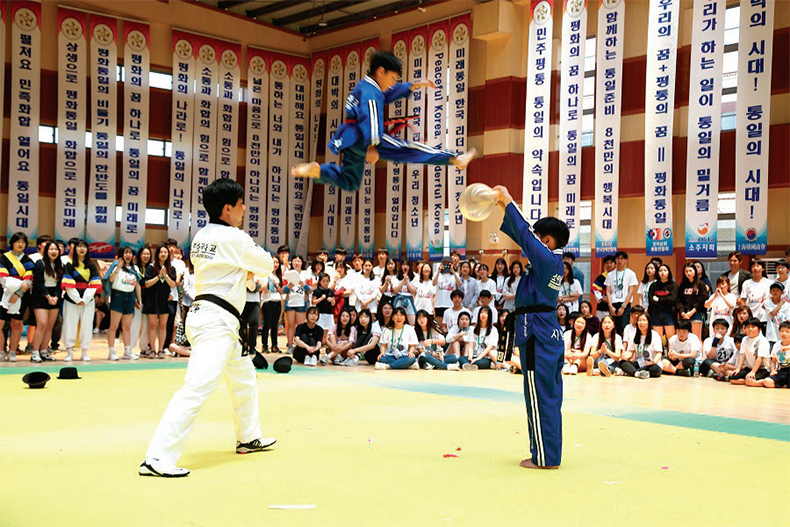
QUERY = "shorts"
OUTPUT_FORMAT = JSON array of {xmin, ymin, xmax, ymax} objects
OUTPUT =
[
  {"xmin": 651, "ymin": 310, "xmax": 675, "ymax": 327},
  {"xmin": 690, "ymin": 311, "xmax": 705, "ymax": 323},
  {"xmin": 392, "ymin": 294, "xmax": 416, "ymax": 316},
  {"xmin": 731, "ymin": 368, "xmax": 770, "ymax": 381},
  {"xmin": 0, "ymin": 295, "xmax": 31, "ymax": 321},
  {"xmin": 318, "ymin": 313, "xmax": 334, "ymax": 331},
  {"xmin": 110, "ymin": 290, "xmax": 136, "ymax": 315},
  {"xmin": 285, "ymin": 303, "xmax": 307, "ymax": 313},
  {"xmin": 434, "ymin": 307, "xmax": 448, "ymax": 318},
  {"xmin": 768, "ymin": 368, "xmax": 789, "ymax": 388},
  {"xmin": 32, "ymin": 287, "xmax": 62, "ymax": 310}
]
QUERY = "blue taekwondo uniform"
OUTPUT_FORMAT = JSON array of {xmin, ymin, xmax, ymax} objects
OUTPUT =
[
  {"xmin": 500, "ymin": 202, "xmax": 565, "ymax": 467},
  {"xmin": 318, "ymin": 75, "xmax": 456, "ymax": 193}
]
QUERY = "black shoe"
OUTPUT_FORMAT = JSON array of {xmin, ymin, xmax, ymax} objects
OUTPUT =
[
  {"xmin": 138, "ymin": 459, "xmax": 190, "ymax": 477},
  {"xmin": 236, "ymin": 437, "xmax": 276, "ymax": 454}
]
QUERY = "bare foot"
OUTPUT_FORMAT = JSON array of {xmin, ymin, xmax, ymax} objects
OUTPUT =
[
  {"xmin": 520, "ymin": 459, "xmax": 559, "ymax": 470},
  {"xmin": 451, "ymin": 148, "xmax": 476, "ymax": 170},
  {"xmin": 290, "ymin": 162, "xmax": 320, "ymax": 179}
]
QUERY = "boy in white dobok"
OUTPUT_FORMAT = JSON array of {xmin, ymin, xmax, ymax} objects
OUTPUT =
[{"xmin": 140, "ymin": 179, "xmax": 275, "ymax": 478}]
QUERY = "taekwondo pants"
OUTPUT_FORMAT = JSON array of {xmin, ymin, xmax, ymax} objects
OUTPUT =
[
  {"xmin": 146, "ymin": 302, "xmax": 262, "ymax": 466},
  {"xmin": 319, "ymin": 135, "xmax": 455, "ymax": 193},
  {"xmin": 519, "ymin": 335, "xmax": 564, "ymax": 467},
  {"xmin": 62, "ymin": 300, "xmax": 95, "ymax": 351}
]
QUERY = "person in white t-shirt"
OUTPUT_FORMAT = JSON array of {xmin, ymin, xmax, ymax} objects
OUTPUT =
[
  {"xmin": 446, "ymin": 311, "xmax": 474, "ymax": 361},
  {"xmin": 459, "ymin": 306, "xmax": 498, "ymax": 371},
  {"xmin": 586, "ymin": 315, "xmax": 624, "ymax": 377},
  {"xmin": 354, "ymin": 260, "xmax": 379, "ymax": 315},
  {"xmin": 739, "ymin": 259, "xmax": 772, "ymax": 323},
  {"xmin": 472, "ymin": 290, "xmax": 498, "ymax": 326},
  {"xmin": 621, "ymin": 312, "xmax": 663, "ymax": 379},
  {"xmin": 562, "ymin": 315, "xmax": 591, "ymax": 375},
  {"xmin": 774, "ymin": 259, "xmax": 790, "ymax": 303},
  {"xmin": 476, "ymin": 264, "xmax": 498, "ymax": 301},
  {"xmin": 413, "ymin": 263, "xmax": 437, "ymax": 315},
  {"xmin": 761, "ymin": 321, "xmax": 790, "ymax": 388},
  {"xmin": 375, "ymin": 307, "xmax": 419, "ymax": 370},
  {"xmin": 443, "ymin": 290, "xmax": 471, "ymax": 334},
  {"xmin": 604, "ymin": 251, "xmax": 639, "ymax": 334},
  {"xmin": 502, "ymin": 260, "xmax": 523, "ymax": 312},
  {"xmin": 702, "ymin": 318, "xmax": 737, "ymax": 379},
  {"xmin": 622, "ymin": 305, "xmax": 646, "ymax": 352},
  {"xmin": 729, "ymin": 317, "xmax": 771, "ymax": 386},
  {"xmin": 661, "ymin": 319, "xmax": 702, "ymax": 376},
  {"xmin": 433, "ymin": 259, "xmax": 461, "ymax": 327},
  {"xmin": 763, "ymin": 283, "xmax": 790, "ymax": 345},
  {"xmin": 558, "ymin": 262, "xmax": 583, "ymax": 314},
  {"xmin": 704, "ymin": 276, "xmax": 737, "ymax": 335},
  {"xmin": 372, "ymin": 248, "xmax": 389, "ymax": 280}
]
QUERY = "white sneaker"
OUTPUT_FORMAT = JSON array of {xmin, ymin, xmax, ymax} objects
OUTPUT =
[
  {"xmin": 462, "ymin": 363, "xmax": 478, "ymax": 371},
  {"xmin": 569, "ymin": 364, "xmax": 578, "ymax": 375},
  {"xmin": 81, "ymin": 350, "xmax": 91, "ymax": 362},
  {"xmin": 139, "ymin": 459, "xmax": 190, "ymax": 478},
  {"xmin": 8, "ymin": 351, "xmax": 17, "ymax": 362},
  {"xmin": 333, "ymin": 355, "xmax": 345, "ymax": 365},
  {"xmin": 614, "ymin": 367, "xmax": 625, "ymax": 376},
  {"xmin": 375, "ymin": 362, "xmax": 388, "ymax": 370},
  {"xmin": 344, "ymin": 356, "xmax": 359, "ymax": 366},
  {"xmin": 424, "ymin": 363, "xmax": 435, "ymax": 371},
  {"xmin": 319, "ymin": 354, "xmax": 329, "ymax": 366},
  {"xmin": 636, "ymin": 370, "xmax": 650, "ymax": 380},
  {"xmin": 93, "ymin": 328, "xmax": 99, "ymax": 334},
  {"xmin": 122, "ymin": 348, "xmax": 139, "ymax": 360},
  {"xmin": 447, "ymin": 362, "xmax": 460, "ymax": 371},
  {"xmin": 108, "ymin": 349, "xmax": 119, "ymax": 361},
  {"xmin": 562, "ymin": 363, "xmax": 571, "ymax": 374},
  {"xmin": 31, "ymin": 351, "xmax": 42, "ymax": 363},
  {"xmin": 409, "ymin": 361, "xmax": 419, "ymax": 370},
  {"xmin": 64, "ymin": 349, "xmax": 73, "ymax": 362}
]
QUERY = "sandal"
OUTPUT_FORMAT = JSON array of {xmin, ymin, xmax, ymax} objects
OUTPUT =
[{"xmin": 156, "ymin": 350, "xmax": 166, "ymax": 359}]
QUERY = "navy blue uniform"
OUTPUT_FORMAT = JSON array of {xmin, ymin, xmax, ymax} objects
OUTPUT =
[
  {"xmin": 318, "ymin": 76, "xmax": 455, "ymax": 193},
  {"xmin": 500, "ymin": 203, "xmax": 565, "ymax": 467}
]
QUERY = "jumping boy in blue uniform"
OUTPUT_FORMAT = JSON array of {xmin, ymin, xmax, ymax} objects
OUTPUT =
[
  {"xmin": 495, "ymin": 185, "xmax": 570, "ymax": 469},
  {"xmin": 291, "ymin": 51, "xmax": 475, "ymax": 192}
]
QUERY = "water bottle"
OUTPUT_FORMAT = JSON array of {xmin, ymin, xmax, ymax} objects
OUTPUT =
[{"xmin": 693, "ymin": 360, "xmax": 700, "ymax": 378}]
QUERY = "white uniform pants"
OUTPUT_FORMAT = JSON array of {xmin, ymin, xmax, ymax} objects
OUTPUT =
[
  {"xmin": 62, "ymin": 300, "xmax": 95, "ymax": 350},
  {"xmin": 130, "ymin": 306, "xmax": 148, "ymax": 352},
  {"xmin": 145, "ymin": 302, "xmax": 262, "ymax": 466}
]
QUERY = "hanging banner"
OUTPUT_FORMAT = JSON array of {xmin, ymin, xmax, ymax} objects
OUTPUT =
[
  {"xmin": 189, "ymin": 38, "xmax": 219, "ymax": 241},
  {"xmin": 86, "ymin": 16, "xmax": 117, "ymax": 258},
  {"xmin": 245, "ymin": 48, "xmax": 268, "ymax": 247},
  {"xmin": 557, "ymin": 1, "xmax": 586, "ymax": 257},
  {"xmin": 594, "ymin": 0, "xmax": 625, "ymax": 257},
  {"xmin": 266, "ymin": 55, "xmax": 291, "ymax": 253},
  {"xmin": 405, "ymin": 28, "xmax": 427, "ymax": 261},
  {"xmin": 323, "ymin": 48, "xmax": 344, "ymax": 254},
  {"xmin": 389, "ymin": 32, "xmax": 409, "ymax": 261},
  {"xmin": 216, "ymin": 41, "xmax": 241, "ymax": 179},
  {"xmin": 0, "ymin": 5, "xmax": 5, "ymax": 223},
  {"xmin": 358, "ymin": 41, "xmax": 378, "ymax": 259},
  {"xmin": 643, "ymin": 0, "xmax": 679, "ymax": 256},
  {"xmin": 8, "ymin": 1, "xmax": 41, "ymax": 242},
  {"xmin": 427, "ymin": 22, "xmax": 449, "ymax": 262},
  {"xmin": 448, "ymin": 16, "xmax": 470, "ymax": 259},
  {"xmin": 168, "ymin": 31, "xmax": 195, "ymax": 252},
  {"xmin": 339, "ymin": 44, "xmax": 360, "ymax": 254},
  {"xmin": 684, "ymin": 0, "xmax": 725, "ymax": 259},
  {"xmin": 522, "ymin": 0, "xmax": 553, "ymax": 222},
  {"xmin": 296, "ymin": 52, "xmax": 326, "ymax": 258},
  {"xmin": 288, "ymin": 58, "xmax": 310, "ymax": 253},
  {"xmin": 120, "ymin": 22, "xmax": 149, "ymax": 250},
  {"xmin": 735, "ymin": 0, "xmax": 774, "ymax": 255},
  {"xmin": 55, "ymin": 9, "xmax": 87, "ymax": 244}
]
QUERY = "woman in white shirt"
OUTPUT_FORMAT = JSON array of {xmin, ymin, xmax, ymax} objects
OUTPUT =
[
  {"xmin": 503, "ymin": 260, "xmax": 523, "ymax": 312},
  {"xmin": 459, "ymin": 306, "xmax": 499, "ymax": 371},
  {"xmin": 378, "ymin": 258, "xmax": 398, "ymax": 307},
  {"xmin": 621, "ymin": 313, "xmax": 663, "ymax": 379},
  {"xmin": 704, "ymin": 276, "xmax": 737, "ymax": 334},
  {"xmin": 354, "ymin": 260, "xmax": 379, "ymax": 314},
  {"xmin": 414, "ymin": 263, "xmax": 437, "ymax": 315},
  {"xmin": 739, "ymin": 259, "xmax": 772, "ymax": 322},
  {"xmin": 558, "ymin": 262, "xmax": 583, "ymax": 314},
  {"xmin": 283, "ymin": 255, "xmax": 311, "ymax": 354},
  {"xmin": 106, "ymin": 247, "xmax": 143, "ymax": 361},
  {"xmin": 375, "ymin": 307, "xmax": 419, "ymax": 370},
  {"xmin": 433, "ymin": 259, "xmax": 461, "ymax": 327},
  {"xmin": 391, "ymin": 260, "xmax": 417, "ymax": 325},
  {"xmin": 586, "ymin": 315, "xmax": 624, "ymax": 377},
  {"xmin": 490, "ymin": 258, "xmax": 509, "ymax": 309},
  {"xmin": 562, "ymin": 315, "xmax": 590, "ymax": 375}
]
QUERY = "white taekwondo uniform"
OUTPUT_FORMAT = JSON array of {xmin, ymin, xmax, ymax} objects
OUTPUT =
[{"xmin": 145, "ymin": 220, "xmax": 274, "ymax": 466}]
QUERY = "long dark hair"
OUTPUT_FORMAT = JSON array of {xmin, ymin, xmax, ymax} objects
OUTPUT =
[
  {"xmin": 507, "ymin": 261, "xmax": 523, "ymax": 287},
  {"xmin": 41, "ymin": 241, "xmax": 63, "ymax": 279},
  {"xmin": 562, "ymin": 261, "xmax": 575, "ymax": 284},
  {"xmin": 335, "ymin": 308, "xmax": 354, "ymax": 338},
  {"xmin": 730, "ymin": 306, "xmax": 753, "ymax": 337},
  {"xmin": 271, "ymin": 255, "xmax": 283, "ymax": 282},
  {"xmin": 117, "ymin": 246, "xmax": 136, "ymax": 273},
  {"xmin": 490, "ymin": 258, "xmax": 509, "ymax": 281},
  {"xmin": 356, "ymin": 308, "xmax": 373, "ymax": 335},
  {"xmin": 692, "ymin": 259, "xmax": 710, "ymax": 283},
  {"xmin": 570, "ymin": 314, "xmax": 589, "ymax": 350},
  {"xmin": 377, "ymin": 300, "xmax": 394, "ymax": 327},
  {"xmin": 386, "ymin": 306, "xmax": 408, "ymax": 329},
  {"xmin": 657, "ymin": 264, "xmax": 674, "ymax": 283},
  {"xmin": 597, "ymin": 315, "xmax": 617, "ymax": 353},
  {"xmin": 381, "ymin": 258, "xmax": 397, "ymax": 285},
  {"xmin": 495, "ymin": 308, "xmax": 510, "ymax": 333},
  {"xmin": 415, "ymin": 309, "xmax": 441, "ymax": 340},
  {"xmin": 152, "ymin": 244, "xmax": 174, "ymax": 278},
  {"xmin": 71, "ymin": 240, "xmax": 92, "ymax": 267},
  {"xmin": 137, "ymin": 244, "xmax": 153, "ymax": 270},
  {"xmin": 396, "ymin": 260, "xmax": 414, "ymax": 282},
  {"xmin": 310, "ymin": 259, "xmax": 325, "ymax": 275},
  {"xmin": 473, "ymin": 306, "xmax": 493, "ymax": 337},
  {"xmin": 679, "ymin": 263, "xmax": 704, "ymax": 294},
  {"xmin": 642, "ymin": 261, "xmax": 658, "ymax": 284},
  {"xmin": 634, "ymin": 313, "xmax": 655, "ymax": 347}
]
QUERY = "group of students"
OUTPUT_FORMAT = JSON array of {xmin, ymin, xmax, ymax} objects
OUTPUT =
[
  {"xmin": 560, "ymin": 250, "xmax": 790, "ymax": 388},
  {"xmin": 0, "ymin": 233, "xmax": 193, "ymax": 363}
]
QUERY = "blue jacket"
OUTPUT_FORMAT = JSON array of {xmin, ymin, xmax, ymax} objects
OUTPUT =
[
  {"xmin": 500, "ymin": 203, "xmax": 564, "ymax": 347},
  {"xmin": 329, "ymin": 76, "xmax": 413, "ymax": 154}
]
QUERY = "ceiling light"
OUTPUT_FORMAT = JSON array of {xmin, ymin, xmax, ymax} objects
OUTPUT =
[
  {"xmin": 318, "ymin": 16, "xmax": 328, "ymax": 26},
  {"xmin": 417, "ymin": 6, "xmax": 427, "ymax": 12}
]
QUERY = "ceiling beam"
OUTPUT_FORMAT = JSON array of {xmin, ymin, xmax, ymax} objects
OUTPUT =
[
  {"xmin": 300, "ymin": 0, "xmax": 426, "ymax": 33},
  {"xmin": 217, "ymin": 0, "xmax": 253, "ymax": 9},
  {"xmin": 246, "ymin": 0, "xmax": 310, "ymax": 18},
  {"xmin": 272, "ymin": 0, "xmax": 360, "ymax": 27}
]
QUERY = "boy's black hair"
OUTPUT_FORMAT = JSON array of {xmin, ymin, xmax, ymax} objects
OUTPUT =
[
  {"xmin": 603, "ymin": 255, "xmax": 616, "ymax": 264},
  {"xmin": 743, "ymin": 317, "xmax": 762, "ymax": 329},
  {"xmin": 630, "ymin": 305, "xmax": 646, "ymax": 316},
  {"xmin": 562, "ymin": 252, "xmax": 576, "ymax": 261},
  {"xmin": 317, "ymin": 272, "xmax": 330, "ymax": 283},
  {"xmin": 533, "ymin": 217, "xmax": 570, "ymax": 249},
  {"xmin": 450, "ymin": 289, "xmax": 465, "ymax": 300},
  {"xmin": 614, "ymin": 250, "xmax": 629, "ymax": 260},
  {"xmin": 675, "ymin": 319, "xmax": 692, "ymax": 332},
  {"xmin": 769, "ymin": 282, "xmax": 785, "ymax": 292},
  {"xmin": 36, "ymin": 235, "xmax": 53, "ymax": 246},
  {"xmin": 335, "ymin": 247, "xmax": 348, "ymax": 255},
  {"xmin": 68, "ymin": 237, "xmax": 80, "ymax": 246},
  {"xmin": 9, "ymin": 232, "xmax": 28, "ymax": 248},
  {"xmin": 277, "ymin": 245, "xmax": 290, "ymax": 254},
  {"xmin": 478, "ymin": 289, "xmax": 492, "ymax": 298},
  {"xmin": 368, "ymin": 51, "xmax": 402, "ymax": 77},
  {"xmin": 711, "ymin": 318, "xmax": 730, "ymax": 329},
  {"xmin": 733, "ymin": 334, "xmax": 744, "ymax": 344},
  {"xmin": 203, "ymin": 178, "xmax": 244, "ymax": 222},
  {"xmin": 779, "ymin": 320, "xmax": 790, "ymax": 331}
]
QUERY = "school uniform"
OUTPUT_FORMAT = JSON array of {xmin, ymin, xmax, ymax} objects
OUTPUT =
[
  {"xmin": 61, "ymin": 260, "xmax": 102, "ymax": 352},
  {"xmin": 0, "ymin": 251, "xmax": 35, "ymax": 320},
  {"xmin": 31, "ymin": 260, "xmax": 62, "ymax": 310},
  {"xmin": 499, "ymin": 203, "xmax": 565, "ymax": 467}
]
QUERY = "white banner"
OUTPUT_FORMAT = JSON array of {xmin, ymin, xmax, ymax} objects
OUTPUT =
[
  {"xmin": 288, "ymin": 61, "xmax": 309, "ymax": 253},
  {"xmin": 558, "ymin": 2, "xmax": 586, "ymax": 257},
  {"xmin": 522, "ymin": 1, "xmax": 553, "ymax": 222},
  {"xmin": 190, "ymin": 40, "xmax": 219, "ymax": 241},
  {"xmin": 120, "ymin": 23, "xmax": 149, "ymax": 250},
  {"xmin": 643, "ymin": 0, "xmax": 679, "ymax": 256},
  {"xmin": 339, "ymin": 47, "xmax": 360, "ymax": 254},
  {"xmin": 390, "ymin": 34, "xmax": 410, "ymax": 260},
  {"xmin": 593, "ymin": 0, "xmax": 625, "ymax": 257},
  {"xmin": 684, "ymin": 0, "xmax": 725, "ymax": 259},
  {"xmin": 735, "ymin": 0, "xmax": 774, "ymax": 255},
  {"xmin": 56, "ymin": 10, "xmax": 87, "ymax": 243},
  {"xmin": 448, "ymin": 17, "xmax": 470, "ymax": 259},
  {"xmin": 296, "ymin": 53, "xmax": 325, "ymax": 258},
  {"xmin": 405, "ymin": 30, "xmax": 427, "ymax": 261},
  {"xmin": 8, "ymin": 2, "xmax": 41, "ymax": 241},
  {"xmin": 245, "ymin": 49, "xmax": 268, "ymax": 247},
  {"xmin": 266, "ymin": 57, "xmax": 290, "ymax": 253},
  {"xmin": 86, "ymin": 16, "xmax": 117, "ymax": 257},
  {"xmin": 358, "ymin": 43, "xmax": 377, "ymax": 259},
  {"xmin": 168, "ymin": 32, "xmax": 195, "ymax": 252},
  {"xmin": 217, "ymin": 44, "xmax": 240, "ymax": 180},
  {"xmin": 323, "ymin": 50, "xmax": 343, "ymax": 254},
  {"xmin": 427, "ymin": 24, "xmax": 448, "ymax": 262}
]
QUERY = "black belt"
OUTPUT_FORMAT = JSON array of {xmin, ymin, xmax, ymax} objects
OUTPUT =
[
  {"xmin": 503, "ymin": 305, "xmax": 556, "ymax": 358},
  {"xmin": 193, "ymin": 294, "xmax": 249, "ymax": 354}
]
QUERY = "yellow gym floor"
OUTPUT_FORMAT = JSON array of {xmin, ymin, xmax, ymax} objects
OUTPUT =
[{"xmin": 1, "ymin": 357, "xmax": 788, "ymax": 527}]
